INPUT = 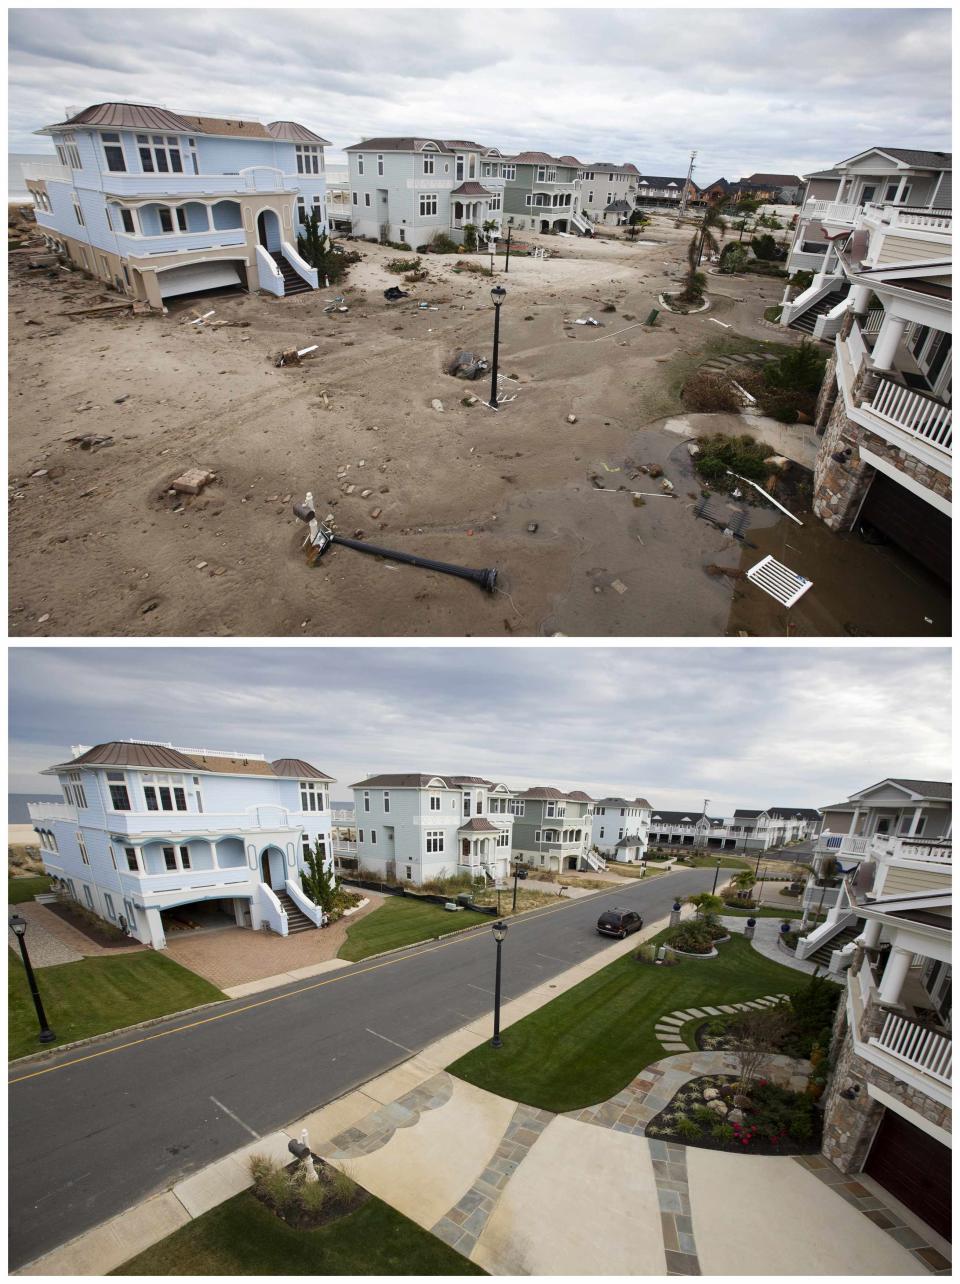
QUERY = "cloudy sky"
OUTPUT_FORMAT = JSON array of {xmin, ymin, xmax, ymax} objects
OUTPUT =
[
  {"xmin": 8, "ymin": 647, "xmax": 951, "ymax": 811},
  {"xmin": 8, "ymin": 7, "xmax": 952, "ymax": 177}
]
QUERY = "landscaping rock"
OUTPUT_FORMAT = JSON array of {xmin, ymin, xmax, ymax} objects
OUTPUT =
[
  {"xmin": 707, "ymin": 1099, "xmax": 728, "ymax": 1115},
  {"xmin": 728, "ymin": 1108, "xmax": 745, "ymax": 1125},
  {"xmin": 431, "ymin": 398, "xmax": 444, "ymax": 412},
  {"xmin": 566, "ymin": 413, "xmax": 577, "ymax": 423},
  {"xmin": 703, "ymin": 1087, "xmax": 720, "ymax": 1101}
]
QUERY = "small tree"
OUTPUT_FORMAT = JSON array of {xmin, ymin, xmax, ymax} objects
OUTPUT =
[
  {"xmin": 297, "ymin": 209, "xmax": 327, "ymax": 267},
  {"xmin": 686, "ymin": 891, "xmax": 725, "ymax": 918},
  {"xmin": 718, "ymin": 242, "xmax": 748, "ymax": 274},
  {"xmin": 301, "ymin": 837, "xmax": 336, "ymax": 912},
  {"xmin": 626, "ymin": 208, "xmax": 649, "ymax": 240},
  {"xmin": 462, "ymin": 223, "xmax": 478, "ymax": 252},
  {"xmin": 727, "ymin": 1006, "xmax": 792, "ymax": 1095},
  {"xmin": 731, "ymin": 869, "xmax": 757, "ymax": 899}
]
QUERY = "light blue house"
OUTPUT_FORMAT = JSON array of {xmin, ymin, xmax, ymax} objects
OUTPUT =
[
  {"xmin": 28, "ymin": 740, "xmax": 336, "ymax": 950},
  {"xmin": 25, "ymin": 102, "xmax": 332, "ymax": 308}
]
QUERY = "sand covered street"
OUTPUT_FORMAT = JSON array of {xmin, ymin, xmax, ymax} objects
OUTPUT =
[{"xmin": 9, "ymin": 217, "xmax": 949, "ymax": 637}]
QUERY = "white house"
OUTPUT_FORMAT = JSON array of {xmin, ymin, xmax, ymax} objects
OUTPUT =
[
  {"xmin": 591, "ymin": 796, "xmax": 652, "ymax": 859},
  {"xmin": 799, "ymin": 777, "xmax": 952, "ymax": 1243},
  {"xmin": 344, "ymin": 137, "xmax": 506, "ymax": 245},
  {"xmin": 25, "ymin": 102, "xmax": 332, "ymax": 308},
  {"xmin": 780, "ymin": 157, "xmax": 951, "ymax": 581},
  {"xmin": 348, "ymin": 773, "xmax": 515, "ymax": 885},
  {"xmin": 28, "ymin": 740, "xmax": 336, "ymax": 950}
]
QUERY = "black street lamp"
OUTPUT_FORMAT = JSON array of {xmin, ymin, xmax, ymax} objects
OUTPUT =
[
  {"xmin": 9, "ymin": 914, "xmax": 56, "ymax": 1043},
  {"xmin": 489, "ymin": 284, "xmax": 507, "ymax": 409},
  {"xmin": 711, "ymin": 857, "xmax": 723, "ymax": 895},
  {"xmin": 504, "ymin": 225, "xmax": 512, "ymax": 273},
  {"xmin": 491, "ymin": 920, "xmax": 508, "ymax": 1048},
  {"xmin": 511, "ymin": 860, "xmax": 527, "ymax": 913}
]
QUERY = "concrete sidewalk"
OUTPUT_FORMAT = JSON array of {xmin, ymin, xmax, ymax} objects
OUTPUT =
[{"xmin": 15, "ymin": 914, "xmax": 944, "ymax": 1277}]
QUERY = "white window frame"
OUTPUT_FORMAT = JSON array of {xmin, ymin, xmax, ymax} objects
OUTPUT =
[
  {"xmin": 426, "ymin": 831, "xmax": 445, "ymax": 853},
  {"xmin": 104, "ymin": 893, "xmax": 117, "ymax": 920},
  {"xmin": 429, "ymin": 794, "xmax": 441, "ymax": 811},
  {"xmin": 503, "ymin": 165, "xmax": 516, "ymax": 181},
  {"xmin": 101, "ymin": 131, "xmax": 126, "ymax": 173},
  {"xmin": 77, "ymin": 831, "xmax": 90, "ymax": 864},
  {"xmin": 418, "ymin": 193, "xmax": 438, "ymax": 217},
  {"xmin": 107, "ymin": 772, "xmax": 131, "ymax": 811},
  {"xmin": 377, "ymin": 153, "xmax": 384, "ymax": 175},
  {"xmin": 143, "ymin": 776, "xmax": 188, "ymax": 813},
  {"xmin": 357, "ymin": 155, "xmax": 365, "ymax": 176},
  {"xmin": 136, "ymin": 134, "xmax": 183, "ymax": 175},
  {"xmin": 162, "ymin": 844, "xmax": 192, "ymax": 871},
  {"xmin": 370, "ymin": 829, "xmax": 377, "ymax": 845},
  {"xmin": 300, "ymin": 781, "xmax": 325, "ymax": 812},
  {"xmin": 364, "ymin": 193, "xmax": 371, "ymax": 208},
  {"xmin": 363, "ymin": 791, "xmax": 371, "ymax": 812},
  {"xmin": 296, "ymin": 145, "xmax": 321, "ymax": 175},
  {"xmin": 383, "ymin": 791, "xmax": 390, "ymax": 813},
  {"xmin": 56, "ymin": 132, "xmax": 82, "ymax": 169},
  {"xmin": 497, "ymin": 830, "xmax": 509, "ymax": 847},
  {"xmin": 72, "ymin": 196, "xmax": 85, "ymax": 227},
  {"xmin": 423, "ymin": 153, "xmax": 435, "ymax": 175}
]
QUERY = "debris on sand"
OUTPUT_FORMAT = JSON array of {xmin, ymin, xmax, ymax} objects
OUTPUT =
[
  {"xmin": 275, "ymin": 345, "xmax": 318, "ymax": 368},
  {"xmin": 383, "ymin": 286, "xmax": 410, "ymax": 301},
  {"xmin": 574, "ymin": 316, "xmax": 603, "ymax": 326},
  {"xmin": 431, "ymin": 398, "xmax": 445, "ymax": 412},
  {"xmin": 170, "ymin": 468, "xmax": 216, "ymax": 495},
  {"xmin": 66, "ymin": 433, "xmax": 113, "ymax": 451},
  {"xmin": 446, "ymin": 350, "xmax": 489, "ymax": 380},
  {"xmin": 705, "ymin": 564, "xmax": 746, "ymax": 580}
]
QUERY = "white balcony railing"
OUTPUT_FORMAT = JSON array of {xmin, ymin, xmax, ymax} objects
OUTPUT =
[
  {"xmin": 866, "ymin": 378, "xmax": 952, "ymax": 455},
  {"xmin": 21, "ymin": 159, "xmax": 72, "ymax": 184},
  {"xmin": 870, "ymin": 1011, "xmax": 952, "ymax": 1085},
  {"xmin": 28, "ymin": 801, "xmax": 78, "ymax": 824},
  {"xmin": 871, "ymin": 835, "xmax": 952, "ymax": 865},
  {"xmin": 863, "ymin": 203, "xmax": 953, "ymax": 234},
  {"xmin": 801, "ymin": 199, "xmax": 860, "ymax": 224},
  {"xmin": 818, "ymin": 833, "xmax": 870, "ymax": 857},
  {"xmin": 100, "ymin": 167, "xmax": 297, "ymax": 198}
]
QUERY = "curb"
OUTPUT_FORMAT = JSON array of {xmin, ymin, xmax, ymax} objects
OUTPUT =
[{"xmin": 7, "ymin": 997, "xmax": 230, "ymax": 1070}]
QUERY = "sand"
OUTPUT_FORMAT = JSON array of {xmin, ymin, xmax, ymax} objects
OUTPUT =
[{"xmin": 9, "ymin": 216, "xmax": 948, "ymax": 637}]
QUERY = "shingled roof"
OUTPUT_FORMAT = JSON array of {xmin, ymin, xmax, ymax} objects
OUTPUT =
[{"xmin": 459, "ymin": 818, "xmax": 499, "ymax": 832}]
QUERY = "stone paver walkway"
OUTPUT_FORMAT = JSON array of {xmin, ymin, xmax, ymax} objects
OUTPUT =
[
  {"xmin": 722, "ymin": 915, "xmax": 822, "ymax": 974},
  {"xmin": 648, "ymin": 1138, "xmax": 700, "ymax": 1274},
  {"xmin": 7, "ymin": 900, "xmax": 145, "ymax": 963},
  {"xmin": 164, "ymin": 893, "xmax": 383, "ymax": 990},
  {"xmin": 565, "ymin": 1049, "xmax": 812, "ymax": 1135},
  {"xmin": 653, "ymin": 992, "xmax": 790, "ymax": 1053},
  {"xmin": 431, "ymin": 1102, "xmax": 554, "ymax": 1257},
  {"xmin": 794, "ymin": 1154, "xmax": 952, "ymax": 1275}
]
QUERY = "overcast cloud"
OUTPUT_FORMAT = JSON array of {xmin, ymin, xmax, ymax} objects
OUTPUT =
[
  {"xmin": 8, "ymin": 647, "xmax": 951, "ymax": 811},
  {"xmin": 8, "ymin": 7, "xmax": 952, "ymax": 177}
]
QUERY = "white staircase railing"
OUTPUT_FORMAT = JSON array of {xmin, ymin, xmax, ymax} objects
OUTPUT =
[
  {"xmin": 281, "ymin": 240, "xmax": 319, "ymax": 290},
  {"xmin": 257, "ymin": 882, "xmax": 289, "ymax": 936},
  {"xmin": 256, "ymin": 244, "xmax": 284, "ymax": 296},
  {"xmin": 870, "ymin": 1011, "xmax": 952, "ymax": 1084},
  {"xmin": 582, "ymin": 849, "xmax": 607, "ymax": 872},
  {"xmin": 284, "ymin": 879, "xmax": 324, "ymax": 926}
]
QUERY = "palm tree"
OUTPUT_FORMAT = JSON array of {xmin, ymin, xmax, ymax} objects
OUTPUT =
[
  {"xmin": 693, "ymin": 204, "xmax": 727, "ymax": 266},
  {"xmin": 686, "ymin": 892, "xmax": 725, "ymax": 917},
  {"xmin": 731, "ymin": 869, "xmax": 757, "ymax": 901}
]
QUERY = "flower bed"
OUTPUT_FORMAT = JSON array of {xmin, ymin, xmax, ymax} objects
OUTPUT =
[{"xmin": 645, "ymin": 1074, "xmax": 820, "ymax": 1154}]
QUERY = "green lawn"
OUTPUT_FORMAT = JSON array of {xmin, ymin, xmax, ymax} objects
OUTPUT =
[
  {"xmin": 9, "ymin": 952, "xmax": 224, "ymax": 1060},
  {"xmin": 8, "ymin": 876, "xmax": 52, "ymax": 904},
  {"xmin": 447, "ymin": 933, "xmax": 810, "ymax": 1113},
  {"xmin": 114, "ymin": 1189, "xmax": 485, "ymax": 1275},
  {"xmin": 338, "ymin": 897, "xmax": 490, "ymax": 963}
]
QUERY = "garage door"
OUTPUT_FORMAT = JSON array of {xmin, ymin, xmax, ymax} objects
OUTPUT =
[
  {"xmin": 157, "ymin": 261, "xmax": 242, "ymax": 299},
  {"xmin": 858, "ymin": 472, "xmax": 951, "ymax": 584},
  {"xmin": 863, "ymin": 1109, "xmax": 952, "ymax": 1240}
]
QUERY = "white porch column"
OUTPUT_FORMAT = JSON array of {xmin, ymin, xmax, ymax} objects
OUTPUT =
[
  {"xmin": 210, "ymin": 839, "xmax": 220, "ymax": 868},
  {"xmin": 894, "ymin": 175, "xmax": 908, "ymax": 204},
  {"xmin": 859, "ymin": 919, "xmax": 882, "ymax": 949},
  {"xmin": 849, "ymin": 283, "xmax": 872, "ymax": 315},
  {"xmin": 908, "ymin": 807, "xmax": 924, "ymax": 836},
  {"xmin": 144, "ymin": 907, "xmax": 166, "ymax": 950},
  {"xmin": 871, "ymin": 313, "xmax": 908, "ymax": 371},
  {"xmin": 878, "ymin": 946, "xmax": 913, "ymax": 1005},
  {"xmin": 836, "ymin": 176, "xmax": 847, "ymax": 202}
]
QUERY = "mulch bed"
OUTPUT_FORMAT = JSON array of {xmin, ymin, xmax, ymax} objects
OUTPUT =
[
  {"xmin": 45, "ymin": 901, "xmax": 140, "ymax": 949},
  {"xmin": 253, "ymin": 1158, "xmax": 369, "ymax": 1231}
]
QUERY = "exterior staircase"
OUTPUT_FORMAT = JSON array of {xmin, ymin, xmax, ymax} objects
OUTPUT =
[
  {"xmin": 805, "ymin": 920, "xmax": 863, "ymax": 968},
  {"xmin": 269, "ymin": 251, "xmax": 314, "ymax": 296},
  {"xmin": 581, "ymin": 849, "xmax": 607, "ymax": 872},
  {"xmin": 275, "ymin": 890, "xmax": 318, "ymax": 933},
  {"xmin": 787, "ymin": 287, "xmax": 847, "ymax": 335}
]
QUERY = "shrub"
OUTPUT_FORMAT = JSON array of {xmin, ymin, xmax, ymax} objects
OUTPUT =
[
  {"xmin": 712, "ymin": 1121, "xmax": 735, "ymax": 1143},
  {"xmin": 693, "ymin": 432, "xmax": 777, "ymax": 485},
  {"xmin": 751, "ymin": 233, "xmax": 786, "ymax": 262},
  {"xmin": 668, "ymin": 920, "xmax": 715, "ymax": 954},
  {"xmin": 789, "ymin": 269, "xmax": 815, "ymax": 293},
  {"xmin": 788, "ymin": 1108, "xmax": 813, "ymax": 1141},
  {"xmin": 328, "ymin": 1164, "xmax": 358, "ymax": 1205},
  {"xmin": 674, "ymin": 1114, "xmax": 703, "ymax": 1140},
  {"xmin": 462, "ymin": 223, "xmax": 479, "ymax": 252},
  {"xmin": 682, "ymin": 370, "xmax": 743, "ymax": 413},
  {"xmin": 692, "ymin": 1104, "xmax": 718, "ymax": 1127},
  {"xmin": 248, "ymin": 1153, "xmax": 278, "ymax": 1184},
  {"xmin": 299, "ymin": 1179, "xmax": 328, "ymax": 1216},
  {"xmin": 718, "ymin": 242, "xmax": 749, "ymax": 274},
  {"xmin": 453, "ymin": 259, "xmax": 493, "ymax": 276},
  {"xmin": 428, "ymin": 231, "xmax": 458, "ymax": 254},
  {"xmin": 385, "ymin": 256, "xmax": 421, "ymax": 274}
]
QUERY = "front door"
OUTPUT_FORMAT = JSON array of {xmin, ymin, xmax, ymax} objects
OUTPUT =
[{"xmin": 260, "ymin": 849, "xmax": 284, "ymax": 891}]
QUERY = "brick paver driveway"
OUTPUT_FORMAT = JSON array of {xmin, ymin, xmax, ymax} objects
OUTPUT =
[{"xmin": 163, "ymin": 894, "xmax": 383, "ymax": 989}]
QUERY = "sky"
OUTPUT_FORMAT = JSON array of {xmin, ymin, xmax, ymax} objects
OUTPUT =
[
  {"xmin": 8, "ymin": 7, "xmax": 952, "ymax": 178},
  {"xmin": 8, "ymin": 647, "xmax": 951, "ymax": 811}
]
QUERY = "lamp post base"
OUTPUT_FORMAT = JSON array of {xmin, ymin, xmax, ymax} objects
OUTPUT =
[
  {"xmin": 491, "ymin": 1036, "xmax": 502, "ymax": 1049},
  {"xmin": 38, "ymin": 1029, "xmax": 56, "ymax": 1043}
]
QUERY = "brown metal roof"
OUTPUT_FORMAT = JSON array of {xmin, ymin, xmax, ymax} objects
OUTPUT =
[
  {"xmin": 460, "ymin": 817, "xmax": 499, "ymax": 832},
  {"xmin": 517, "ymin": 786, "xmax": 587, "ymax": 801},
  {"xmin": 567, "ymin": 791, "xmax": 594, "ymax": 802},
  {"xmin": 450, "ymin": 182, "xmax": 493, "ymax": 197},
  {"xmin": 51, "ymin": 103, "xmax": 194, "ymax": 132},
  {"xmin": 48, "ymin": 741, "xmax": 199, "ymax": 772},
  {"xmin": 271, "ymin": 758, "xmax": 334, "ymax": 781},
  {"xmin": 267, "ymin": 121, "xmax": 332, "ymax": 147}
]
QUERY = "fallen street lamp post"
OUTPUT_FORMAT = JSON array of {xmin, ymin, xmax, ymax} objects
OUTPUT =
[
  {"xmin": 294, "ymin": 497, "xmax": 498, "ymax": 592},
  {"xmin": 489, "ymin": 284, "xmax": 507, "ymax": 409},
  {"xmin": 491, "ymin": 920, "xmax": 508, "ymax": 1048},
  {"xmin": 9, "ymin": 914, "xmax": 56, "ymax": 1044}
]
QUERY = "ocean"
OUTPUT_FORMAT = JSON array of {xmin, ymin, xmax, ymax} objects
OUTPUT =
[
  {"xmin": 9, "ymin": 152, "xmax": 55, "ymax": 202},
  {"xmin": 9, "ymin": 793, "xmax": 61, "ymax": 823}
]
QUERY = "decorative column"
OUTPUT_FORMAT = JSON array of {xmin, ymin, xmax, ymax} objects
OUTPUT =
[
  {"xmin": 893, "ymin": 175, "xmax": 908, "ymax": 205},
  {"xmin": 871, "ymin": 312, "xmax": 907, "ymax": 371},
  {"xmin": 848, "ymin": 283, "xmax": 871, "ymax": 316},
  {"xmin": 877, "ymin": 945, "xmax": 912, "ymax": 1006},
  {"xmin": 908, "ymin": 806, "xmax": 924, "ymax": 836},
  {"xmin": 858, "ymin": 918, "xmax": 882, "ymax": 949}
]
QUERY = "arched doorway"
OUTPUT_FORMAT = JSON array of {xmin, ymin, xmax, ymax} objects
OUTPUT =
[
  {"xmin": 256, "ymin": 209, "xmax": 281, "ymax": 252},
  {"xmin": 540, "ymin": 219, "xmax": 550, "ymax": 233},
  {"xmin": 260, "ymin": 846, "xmax": 286, "ymax": 891}
]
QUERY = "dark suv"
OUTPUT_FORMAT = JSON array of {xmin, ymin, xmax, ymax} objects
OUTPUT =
[{"xmin": 597, "ymin": 908, "xmax": 644, "ymax": 939}]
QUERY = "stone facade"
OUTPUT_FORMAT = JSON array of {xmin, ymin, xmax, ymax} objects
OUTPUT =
[
  {"xmin": 822, "ymin": 988, "xmax": 951, "ymax": 1173},
  {"xmin": 812, "ymin": 370, "xmax": 952, "ymax": 531}
]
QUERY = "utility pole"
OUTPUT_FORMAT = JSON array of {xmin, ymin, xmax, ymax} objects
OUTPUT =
[{"xmin": 676, "ymin": 148, "xmax": 697, "ymax": 226}]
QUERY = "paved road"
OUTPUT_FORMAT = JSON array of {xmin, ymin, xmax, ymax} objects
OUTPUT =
[{"xmin": 9, "ymin": 868, "xmax": 718, "ymax": 1269}]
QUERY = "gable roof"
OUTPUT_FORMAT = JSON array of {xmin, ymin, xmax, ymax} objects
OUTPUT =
[
  {"xmin": 840, "ymin": 147, "xmax": 951, "ymax": 170},
  {"xmin": 616, "ymin": 834, "xmax": 646, "ymax": 848},
  {"xmin": 459, "ymin": 817, "xmax": 499, "ymax": 832},
  {"xmin": 858, "ymin": 778, "xmax": 952, "ymax": 801},
  {"xmin": 516, "ymin": 786, "xmax": 588, "ymax": 801},
  {"xmin": 742, "ymin": 172, "xmax": 802, "ymax": 186},
  {"xmin": 637, "ymin": 175, "xmax": 684, "ymax": 188},
  {"xmin": 733, "ymin": 808, "xmax": 766, "ymax": 819},
  {"xmin": 350, "ymin": 773, "xmax": 498, "ymax": 789},
  {"xmin": 450, "ymin": 181, "xmax": 493, "ymax": 196},
  {"xmin": 650, "ymin": 809, "xmax": 708, "ymax": 825},
  {"xmin": 41, "ymin": 102, "xmax": 330, "ymax": 143}
]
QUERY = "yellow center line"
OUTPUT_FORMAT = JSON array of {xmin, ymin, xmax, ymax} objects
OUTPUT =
[{"xmin": 8, "ymin": 889, "xmax": 604, "ymax": 1085}]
